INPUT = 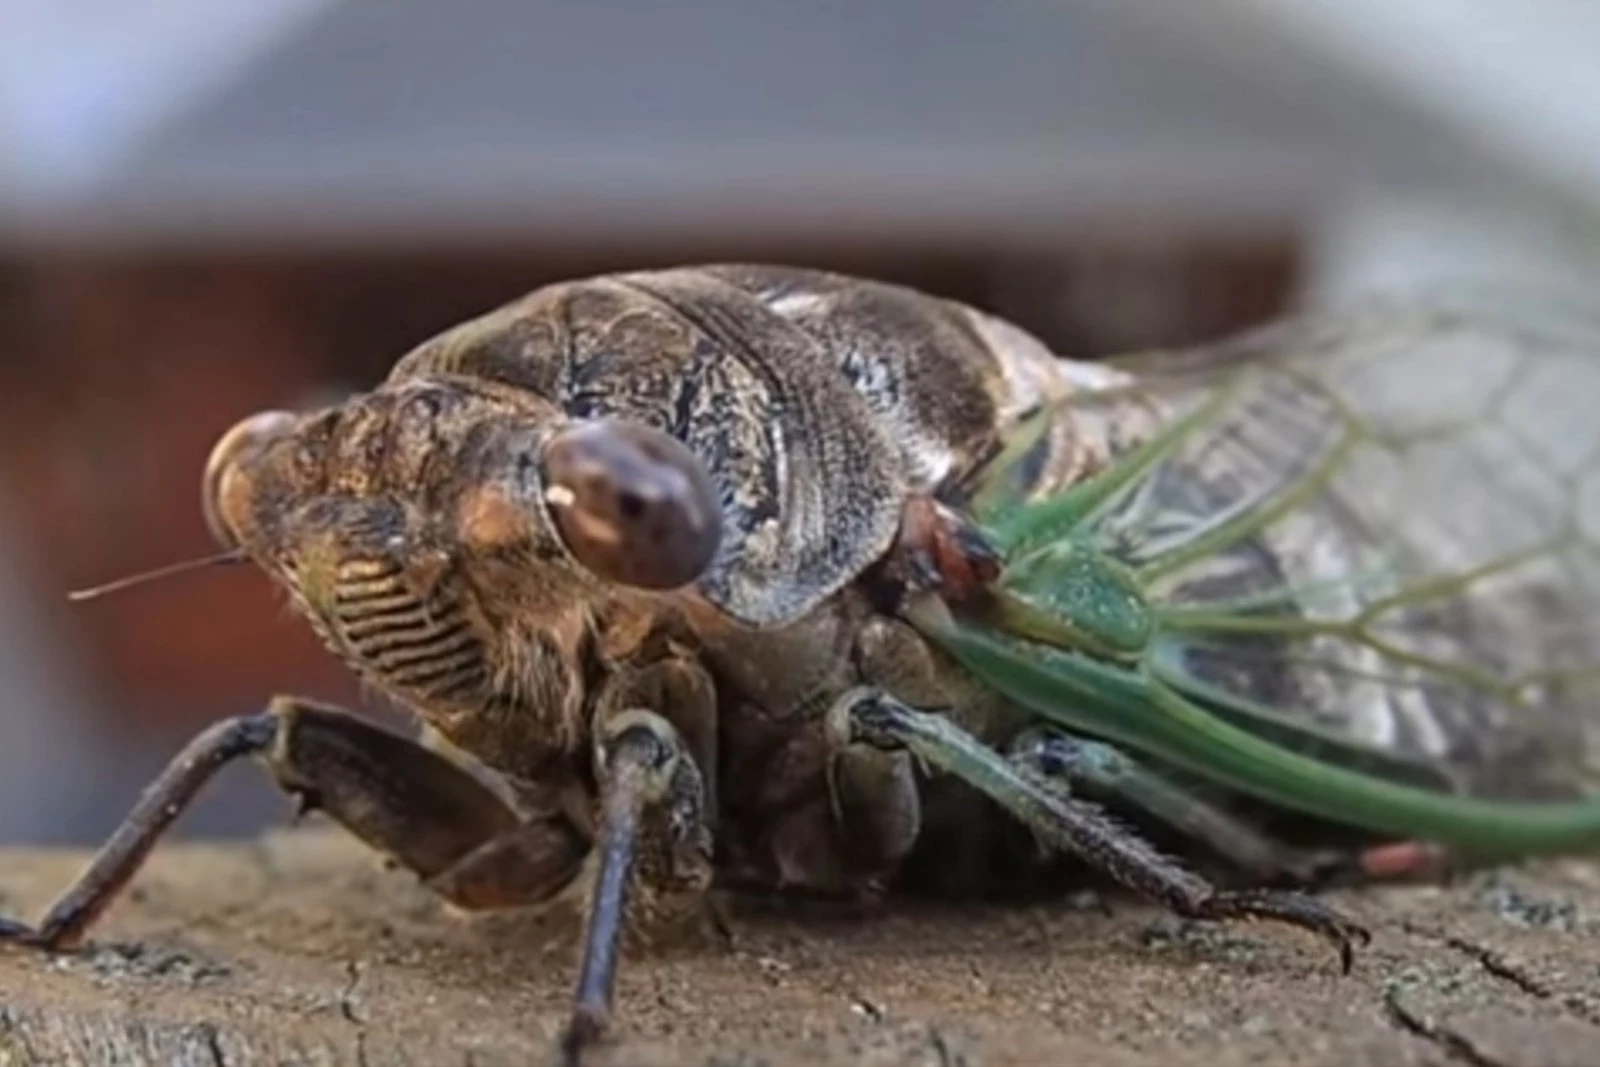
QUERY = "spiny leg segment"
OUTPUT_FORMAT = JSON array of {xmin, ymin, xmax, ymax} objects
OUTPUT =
[
  {"xmin": 831, "ymin": 689, "xmax": 1371, "ymax": 972},
  {"xmin": 1006, "ymin": 726, "xmax": 1387, "ymax": 888}
]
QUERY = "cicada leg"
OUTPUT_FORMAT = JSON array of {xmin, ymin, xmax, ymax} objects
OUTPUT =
[
  {"xmin": 0, "ymin": 678, "xmax": 721, "ymax": 1067},
  {"xmin": 558, "ymin": 661, "xmax": 717, "ymax": 1065},
  {"xmin": 749, "ymin": 725, "xmax": 922, "ymax": 899},
  {"xmin": 1006, "ymin": 726, "xmax": 1364, "ymax": 887},
  {"xmin": 725, "ymin": 617, "xmax": 942, "ymax": 901},
  {"xmin": 0, "ymin": 697, "xmax": 589, "ymax": 951},
  {"xmin": 832, "ymin": 689, "xmax": 1371, "ymax": 972}
]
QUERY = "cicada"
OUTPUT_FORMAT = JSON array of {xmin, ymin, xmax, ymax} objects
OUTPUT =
[{"xmin": 7, "ymin": 266, "xmax": 1599, "ymax": 1062}]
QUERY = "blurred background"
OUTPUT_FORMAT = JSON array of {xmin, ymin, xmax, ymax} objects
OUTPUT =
[{"xmin": 4, "ymin": 1, "xmax": 1600, "ymax": 846}]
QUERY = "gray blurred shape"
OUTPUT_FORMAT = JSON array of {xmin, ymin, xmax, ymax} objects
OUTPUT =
[
  {"xmin": 0, "ymin": 0, "xmax": 1513, "ymax": 246},
  {"xmin": 0, "ymin": 509, "xmax": 119, "ymax": 842}
]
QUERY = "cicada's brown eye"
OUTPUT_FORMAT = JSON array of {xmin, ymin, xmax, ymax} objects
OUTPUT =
[
  {"xmin": 202, "ymin": 410, "xmax": 297, "ymax": 550},
  {"xmin": 539, "ymin": 418, "xmax": 722, "ymax": 590}
]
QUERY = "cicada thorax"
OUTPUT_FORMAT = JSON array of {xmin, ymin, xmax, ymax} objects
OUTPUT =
[{"xmin": 387, "ymin": 263, "xmax": 1138, "ymax": 630}]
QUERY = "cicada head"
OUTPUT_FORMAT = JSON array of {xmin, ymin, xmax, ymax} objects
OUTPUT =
[{"xmin": 201, "ymin": 382, "xmax": 724, "ymax": 713}]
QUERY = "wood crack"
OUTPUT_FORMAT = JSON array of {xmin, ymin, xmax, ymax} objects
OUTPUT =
[
  {"xmin": 1402, "ymin": 918, "xmax": 1600, "ymax": 1026},
  {"xmin": 1382, "ymin": 988, "xmax": 1505, "ymax": 1067}
]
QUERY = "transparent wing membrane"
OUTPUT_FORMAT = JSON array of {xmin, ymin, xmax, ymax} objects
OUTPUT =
[{"xmin": 929, "ymin": 292, "xmax": 1600, "ymax": 852}]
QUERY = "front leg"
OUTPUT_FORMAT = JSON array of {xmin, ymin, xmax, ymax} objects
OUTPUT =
[
  {"xmin": 833, "ymin": 690, "xmax": 1371, "ymax": 972},
  {"xmin": 0, "ymin": 696, "xmax": 589, "ymax": 950}
]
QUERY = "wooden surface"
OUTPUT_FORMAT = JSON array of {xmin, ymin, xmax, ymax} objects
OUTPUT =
[{"xmin": 1, "ymin": 823, "xmax": 1599, "ymax": 1066}]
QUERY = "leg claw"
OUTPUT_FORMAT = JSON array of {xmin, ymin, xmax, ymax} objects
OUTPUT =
[
  {"xmin": 0, "ymin": 918, "xmax": 51, "ymax": 950},
  {"xmin": 1197, "ymin": 889, "xmax": 1371, "ymax": 974},
  {"xmin": 556, "ymin": 1008, "xmax": 608, "ymax": 1067}
]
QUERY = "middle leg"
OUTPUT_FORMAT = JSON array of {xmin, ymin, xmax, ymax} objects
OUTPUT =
[
  {"xmin": 1009, "ymin": 728, "xmax": 1458, "ymax": 889},
  {"xmin": 558, "ymin": 659, "xmax": 719, "ymax": 1063}
]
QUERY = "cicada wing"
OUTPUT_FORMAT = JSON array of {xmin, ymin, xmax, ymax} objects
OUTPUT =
[{"xmin": 1057, "ymin": 290, "xmax": 1600, "ymax": 804}]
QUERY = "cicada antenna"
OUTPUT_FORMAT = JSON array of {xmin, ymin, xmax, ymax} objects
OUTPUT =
[{"xmin": 66, "ymin": 548, "xmax": 248, "ymax": 602}]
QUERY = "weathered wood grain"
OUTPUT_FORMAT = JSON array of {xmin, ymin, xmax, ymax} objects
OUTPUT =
[{"xmin": 2, "ymin": 824, "xmax": 1598, "ymax": 1066}]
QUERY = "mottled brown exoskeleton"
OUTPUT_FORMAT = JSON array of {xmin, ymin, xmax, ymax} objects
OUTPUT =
[{"xmin": 1, "ymin": 265, "xmax": 1367, "ymax": 1061}]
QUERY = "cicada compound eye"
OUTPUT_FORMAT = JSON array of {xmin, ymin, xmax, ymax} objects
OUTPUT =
[
  {"xmin": 539, "ymin": 418, "xmax": 722, "ymax": 590},
  {"xmin": 202, "ymin": 410, "xmax": 298, "ymax": 550}
]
